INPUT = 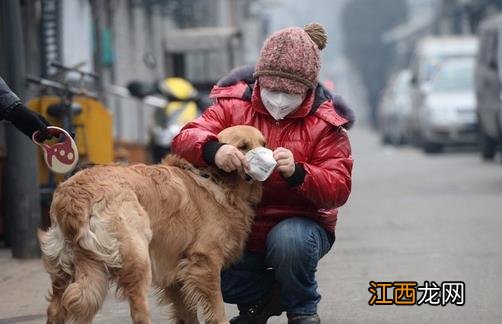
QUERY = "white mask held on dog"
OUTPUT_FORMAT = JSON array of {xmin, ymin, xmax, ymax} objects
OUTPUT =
[
  {"xmin": 245, "ymin": 147, "xmax": 277, "ymax": 181},
  {"xmin": 260, "ymin": 88, "xmax": 304, "ymax": 120}
]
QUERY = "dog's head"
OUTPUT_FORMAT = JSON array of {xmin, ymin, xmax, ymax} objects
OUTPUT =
[
  {"xmin": 217, "ymin": 125, "xmax": 266, "ymax": 154},
  {"xmin": 216, "ymin": 125, "xmax": 265, "ymax": 205}
]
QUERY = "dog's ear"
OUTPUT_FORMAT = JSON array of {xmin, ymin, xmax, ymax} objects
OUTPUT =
[{"xmin": 216, "ymin": 127, "xmax": 234, "ymax": 145}]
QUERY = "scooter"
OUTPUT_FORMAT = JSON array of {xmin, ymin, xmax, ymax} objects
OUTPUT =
[{"xmin": 127, "ymin": 77, "xmax": 203, "ymax": 163}]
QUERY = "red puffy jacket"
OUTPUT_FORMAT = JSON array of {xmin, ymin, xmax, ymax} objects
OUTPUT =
[{"xmin": 172, "ymin": 67, "xmax": 354, "ymax": 252}]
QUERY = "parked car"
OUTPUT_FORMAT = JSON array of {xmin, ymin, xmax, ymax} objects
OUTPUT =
[
  {"xmin": 378, "ymin": 69, "xmax": 413, "ymax": 145},
  {"xmin": 409, "ymin": 36, "xmax": 478, "ymax": 146},
  {"xmin": 416, "ymin": 57, "xmax": 477, "ymax": 153},
  {"xmin": 475, "ymin": 14, "xmax": 502, "ymax": 160}
]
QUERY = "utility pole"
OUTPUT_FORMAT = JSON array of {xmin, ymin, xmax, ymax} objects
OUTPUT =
[{"xmin": 1, "ymin": 0, "xmax": 42, "ymax": 258}]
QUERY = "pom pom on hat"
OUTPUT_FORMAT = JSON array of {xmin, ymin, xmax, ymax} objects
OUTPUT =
[{"xmin": 304, "ymin": 23, "xmax": 327, "ymax": 50}]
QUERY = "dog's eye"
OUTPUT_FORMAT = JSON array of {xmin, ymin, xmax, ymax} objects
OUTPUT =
[{"xmin": 238, "ymin": 143, "xmax": 249, "ymax": 150}]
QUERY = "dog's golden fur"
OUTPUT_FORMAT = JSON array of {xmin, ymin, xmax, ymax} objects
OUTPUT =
[{"xmin": 38, "ymin": 125, "xmax": 265, "ymax": 324}]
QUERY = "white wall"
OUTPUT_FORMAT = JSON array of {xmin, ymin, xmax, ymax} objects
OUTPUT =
[
  {"xmin": 61, "ymin": 0, "xmax": 93, "ymax": 74},
  {"xmin": 107, "ymin": 2, "xmax": 165, "ymax": 144}
]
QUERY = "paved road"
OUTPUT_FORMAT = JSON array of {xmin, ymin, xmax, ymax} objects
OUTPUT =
[{"xmin": 0, "ymin": 126, "xmax": 501, "ymax": 323}]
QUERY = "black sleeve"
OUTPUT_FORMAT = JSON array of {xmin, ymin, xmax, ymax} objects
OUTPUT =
[
  {"xmin": 0, "ymin": 77, "xmax": 22, "ymax": 120},
  {"xmin": 202, "ymin": 140, "xmax": 225, "ymax": 165},
  {"xmin": 281, "ymin": 163, "xmax": 306, "ymax": 186}
]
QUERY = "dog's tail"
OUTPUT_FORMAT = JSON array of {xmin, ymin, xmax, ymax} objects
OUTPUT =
[
  {"xmin": 39, "ymin": 188, "xmax": 122, "ymax": 322},
  {"xmin": 39, "ymin": 226, "xmax": 109, "ymax": 322}
]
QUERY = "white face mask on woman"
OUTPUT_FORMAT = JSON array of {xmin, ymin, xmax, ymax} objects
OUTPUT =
[{"xmin": 260, "ymin": 88, "xmax": 304, "ymax": 120}]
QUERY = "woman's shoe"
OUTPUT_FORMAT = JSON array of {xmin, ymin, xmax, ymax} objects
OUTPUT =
[
  {"xmin": 287, "ymin": 314, "xmax": 321, "ymax": 324},
  {"xmin": 229, "ymin": 285, "xmax": 282, "ymax": 324}
]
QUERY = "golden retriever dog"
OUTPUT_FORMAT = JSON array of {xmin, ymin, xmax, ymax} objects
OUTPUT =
[{"xmin": 38, "ymin": 125, "xmax": 265, "ymax": 324}]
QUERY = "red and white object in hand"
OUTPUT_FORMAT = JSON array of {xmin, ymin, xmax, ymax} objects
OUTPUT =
[{"xmin": 32, "ymin": 126, "xmax": 79, "ymax": 174}]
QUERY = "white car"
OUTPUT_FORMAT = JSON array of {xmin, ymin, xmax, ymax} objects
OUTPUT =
[
  {"xmin": 417, "ymin": 58, "xmax": 478, "ymax": 153},
  {"xmin": 378, "ymin": 70, "xmax": 413, "ymax": 145},
  {"xmin": 409, "ymin": 36, "xmax": 478, "ymax": 146}
]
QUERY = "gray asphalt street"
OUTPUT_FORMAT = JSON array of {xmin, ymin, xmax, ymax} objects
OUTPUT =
[
  {"xmin": 315, "ymin": 127, "xmax": 502, "ymax": 324},
  {"xmin": 1, "ymin": 126, "xmax": 501, "ymax": 323}
]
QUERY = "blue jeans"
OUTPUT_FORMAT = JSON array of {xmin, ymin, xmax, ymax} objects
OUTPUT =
[{"xmin": 221, "ymin": 217, "xmax": 334, "ymax": 315}]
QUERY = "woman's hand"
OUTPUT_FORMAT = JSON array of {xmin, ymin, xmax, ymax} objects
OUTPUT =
[
  {"xmin": 273, "ymin": 147, "xmax": 295, "ymax": 178},
  {"xmin": 214, "ymin": 144, "xmax": 250, "ymax": 173}
]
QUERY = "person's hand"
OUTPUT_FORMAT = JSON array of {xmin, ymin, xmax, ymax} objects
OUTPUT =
[
  {"xmin": 273, "ymin": 147, "xmax": 295, "ymax": 178},
  {"xmin": 214, "ymin": 144, "xmax": 250, "ymax": 173},
  {"xmin": 6, "ymin": 104, "xmax": 52, "ymax": 140}
]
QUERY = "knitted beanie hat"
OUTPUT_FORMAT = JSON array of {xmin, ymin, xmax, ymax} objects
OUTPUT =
[{"xmin": 254, "ymin": 23, "xmax": 327, "ymax": 95}]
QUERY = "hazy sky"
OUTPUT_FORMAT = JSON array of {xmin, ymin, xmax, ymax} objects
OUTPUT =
[{"xmin": 266, "ymin": 0, "xmax": 348, "ymax": 62}]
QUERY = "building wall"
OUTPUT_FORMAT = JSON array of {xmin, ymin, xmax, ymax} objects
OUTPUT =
[
  {"xmin": 165, "ymin": 0, "xmax": 265, "ymax": 86},
  {"xmin": 62, "ymin": 0, "xmax": 94, "ymax": 75},
  {"xmin": 434, "ymin": 0, "xmax": 502, "ymax": 35},
  {"xmin": 93, "ymin": 0, "xmax": 266, "ymax": 146},
  {"xmin": 106, "ymin": 1, "xmax": 165, "ymax": 145}
]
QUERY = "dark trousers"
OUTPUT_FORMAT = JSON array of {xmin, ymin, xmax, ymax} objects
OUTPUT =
[
  {"xmin": 221, "ymin": 217, "xmax": 334, "ymax": 315},
  {"xmin": 151, "ymin": 144, "xmax": 170, "ymax": 163}
]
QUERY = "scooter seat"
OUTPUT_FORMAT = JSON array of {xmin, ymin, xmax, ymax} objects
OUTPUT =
[{"xmin": 47, "ymin": 102, "xmax": 83, "ymax": 118}]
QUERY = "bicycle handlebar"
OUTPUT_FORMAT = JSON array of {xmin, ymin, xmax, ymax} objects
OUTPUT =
[
  {"xmin": 50, "ymin": 62, "xmax": 100, "ymax": 80},
  {"xmin": 26, "ymin": 75, "xmax": 99, "ymax": 99}
]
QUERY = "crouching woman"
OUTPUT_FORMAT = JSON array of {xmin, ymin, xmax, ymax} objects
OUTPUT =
[{"xmin": 172, "ymin": 23, "xmax": 354, "ymax": 324}]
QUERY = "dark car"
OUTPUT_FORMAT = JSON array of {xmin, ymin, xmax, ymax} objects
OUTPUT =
[{"xmin": 475, "ymin": 14, "xmax": 502, "ymax": 160}]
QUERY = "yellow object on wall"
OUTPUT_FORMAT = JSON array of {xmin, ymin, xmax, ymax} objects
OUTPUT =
[{"xmin": 27, "ymin": 96, "xmax": 113, "ymax": 184}]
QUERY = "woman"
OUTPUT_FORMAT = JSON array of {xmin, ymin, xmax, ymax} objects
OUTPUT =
[{"xmin": 172, "ymin": 23, "xmax": 354, "ymax": 324}]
